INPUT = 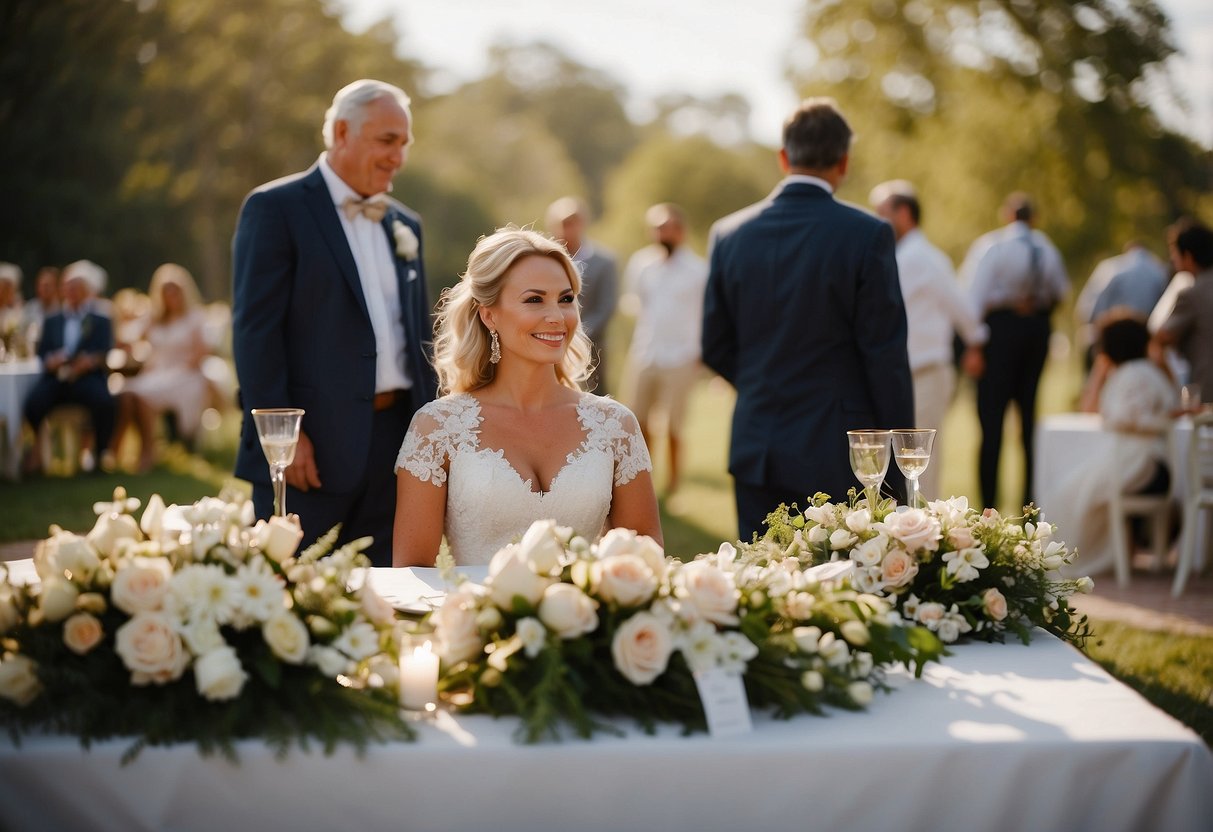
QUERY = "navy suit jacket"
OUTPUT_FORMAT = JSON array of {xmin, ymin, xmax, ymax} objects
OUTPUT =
[
  {"xmin": 231, "ymin": 164, "xmax": 438, "ymax": 491},
  {"xmin": 37, "ymin": 308, "xmax": 113, "ymax": 373},
  {"xmin": 702, "ymin": 180, "xmax": 914, "ymax": 500}
]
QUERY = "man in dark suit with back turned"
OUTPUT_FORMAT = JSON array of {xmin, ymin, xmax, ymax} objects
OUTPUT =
[
  {"xmin": 232, "ymin": 79, "xmax": 438, "ymax": 567},
  {"xmin": 702, "ymin": 98, "xmax": 914, "ymax": 540}
]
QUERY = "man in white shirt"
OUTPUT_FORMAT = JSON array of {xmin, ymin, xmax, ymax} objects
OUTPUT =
[
  {"xmin": 964, "ymin": 193, "xmax": 1069, "ymax": 510},
  {"xmin": 871, "ymin": 181, "xmax": 987, "ymax": 501},
  {"xmin": 621, "ymin": 203, "xmax": 707, "ymax": 496}
]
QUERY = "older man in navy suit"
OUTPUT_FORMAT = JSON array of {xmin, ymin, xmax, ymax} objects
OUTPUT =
[
  {"xmin": 232, "ymin": 79, "xmax": 438, "ymax": 566},
  {"xmin": 702, "ymin": 98, "xmax": 914, "ymax": 540}
]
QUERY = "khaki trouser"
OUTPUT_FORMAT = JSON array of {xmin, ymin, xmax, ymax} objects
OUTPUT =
[{"xmin": 912, "ymin": 362, "xmax": 955, "ymax": 501}]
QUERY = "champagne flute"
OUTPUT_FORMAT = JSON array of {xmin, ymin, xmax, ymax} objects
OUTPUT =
[
  {"xmin": 891, "ymin": 429, "xmax": 936, "ymax": 508},
  {"xmin": 252, "ymin": 408, "xmax": 304, "ymax": 517},
  {"xmin": 847, "ymin": 430, "xmax": 891, "ymax": 509}
]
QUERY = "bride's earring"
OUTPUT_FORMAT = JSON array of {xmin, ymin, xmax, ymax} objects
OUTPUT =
[{"xmin": 489, "ymin": 330, "xmax": 501, "ymax": 365}]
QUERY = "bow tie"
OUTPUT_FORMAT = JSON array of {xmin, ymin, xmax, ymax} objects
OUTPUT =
[{"xmin": 341, "ymin": 194, "xmax": 389, "ymax": 222}]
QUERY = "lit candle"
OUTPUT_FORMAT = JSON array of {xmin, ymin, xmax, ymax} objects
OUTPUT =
[{"xmin": 399, "ymin": 639, "xmax": 439, "ymax": 710}]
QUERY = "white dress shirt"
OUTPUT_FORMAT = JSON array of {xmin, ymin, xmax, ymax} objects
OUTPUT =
[
  {"xmin": 967, "ymin": 221, "xmax": 1069, "ymax": 316},
  {"xmin": 624, "ymin": 245, "xmax": 709, "ymax": 368},
  {"xmin": 895, "ymin": 229, "xmax": 987, "ymax": 371},
  {"xmin": 318, "ymin": 154, "xmax": 411, "ymax": 393}
]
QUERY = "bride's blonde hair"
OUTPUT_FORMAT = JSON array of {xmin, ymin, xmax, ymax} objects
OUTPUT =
[{"xmin": 433, "ymin": 227, "xmax": 593, "ymax": 394}]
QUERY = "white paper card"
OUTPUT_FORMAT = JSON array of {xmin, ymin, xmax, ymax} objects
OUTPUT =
[{"xmin": 693, "ymin": 669, "xmax": 753, "ymax": 738}]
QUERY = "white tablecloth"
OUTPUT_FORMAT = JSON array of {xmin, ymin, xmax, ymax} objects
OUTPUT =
[
  {"xmin": 1, "ymin": 633, "xmax": 1209, "ymax": 832},
  {"xmin": 0, "ymin": 358, "xmax": 41, "ymax": 480}
]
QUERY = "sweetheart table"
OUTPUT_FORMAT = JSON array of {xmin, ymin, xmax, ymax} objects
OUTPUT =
[{"xmin": 1, "ymin": 629, "xmax": 1209, "ymax": 832}]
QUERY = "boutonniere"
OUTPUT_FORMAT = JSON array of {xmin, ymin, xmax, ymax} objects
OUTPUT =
[{"xmin": 392, "ymin": 220, "xmax": 419, "ymax": 261}]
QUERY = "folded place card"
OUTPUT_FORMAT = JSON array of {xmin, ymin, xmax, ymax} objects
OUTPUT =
[{"xmin": 693, "ymin": 668, "xmax": 753, "ymax": 738}]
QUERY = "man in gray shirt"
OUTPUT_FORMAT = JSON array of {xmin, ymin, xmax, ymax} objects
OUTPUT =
[
  {"xmin": 1157, "ymin": 219, "xmax": 1213, "ymax": 401},
  {"xmin": 1075, "ymin": 242, "xmax": 1167, "ymax": 366}
]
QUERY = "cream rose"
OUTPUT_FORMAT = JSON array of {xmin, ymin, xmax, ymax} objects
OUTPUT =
[
  {"xmin": 114, "ymin": 612, "xmax": 189, "ymax": 685},
  {"xmin": 0, "ymin": 655, "xmax": 40, "ymax": 705},
  {"xmin": 610, "ymin": 611, "xmax": 673, "ymax": 686},
  {"xmin": 915, "ymin": 602, "xmax": 945, "ymax": 630},
  {"xmin": 35, "ymin": 532, "xmax": 101, "ymax": 583},
  {"xmin": 63, "ymin": 612, "xmax": 104, "ymax": 655},
  {"xmin": 850, "ymin": 535, "xmax": 887, "ymax": 567},
  {"xmin": 194, "ymin": 645, "xmax": 248, "ymax": 701},
  {"xmin": 487, "ymin": 546, "xmax": 553, "ymax": 611},
  {"xmin": 39, "ymin": 577, "xmax": 80, "ymax": 623},
  {"xmin": 87, "ymin": 512, "xmax": 142, "ymax": 558},
  {"xmin": 675, "ymin": 561, "xmax": 739, "ymax": 625},
  {"xmin": 947, "ymin": 525, "xmax": 977, "ymax": 550},
  {"xmin": 593, "ymin": 554, "xmax": 658, "ymax": 608},
  {"xmin": 845, "ymin": 509, "xmax": 871, "ymax": 534},
  {"xmin": 263, "ymin": 610, "xmax": 310, "ymax": 663},
  {"xmin": 433, "ymin": 587, "xmax": 486, "ymax": 664},
  {"xmin": 596, "ymin": 527, "xmax": 642, "ymax": 559},
  {"xmin": 879, "ymin": 548, "xmax": 919, "ymax": 589},
  {"xmin": 538, "ymin": 584, "xmax": 599, "ymax": 639},
  {"xmin": 879, "ymin": 508, "xmax": 942, "ymax": 552},
  {"xmin": 253, "ymin": 515, "xmax": 304, "ymax": 563},
  {"xmin": 517, "ymin": 520, "xmax": 565, "ymax": 574},
  {"xmin": 111, "ymin": 557, "xmax": 172, "ymax": 615},
  {"xmin": 982, "ymin": 587, "xmax": 1009, "ymax": 621}
]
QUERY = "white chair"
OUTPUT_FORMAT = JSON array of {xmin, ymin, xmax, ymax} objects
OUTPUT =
[
  {"xmin": 1107, "ymin": 431, "xmax": 1175, "ymax": 588},
  {"xmin": 1173, "ymin": 412, "xmax": 1213, "ymax": 597}
]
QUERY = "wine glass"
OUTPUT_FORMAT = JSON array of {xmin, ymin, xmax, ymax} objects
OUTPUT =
[
  {"xmin": 252, "ymin": 408, "xmax": 304, "ymax": 517},
  {"xmin": 891, "ymin": 429, "xmax": 936, "ymax": 508},
  {"xmin": 847, "ymin": 430, "xmax": 891, "ymax": 509}
]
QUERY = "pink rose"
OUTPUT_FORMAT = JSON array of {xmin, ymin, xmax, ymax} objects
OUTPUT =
[
  {"xmin": 611, "ymin": 612, "xmax": 673, "ymax": 685},
  {"xmin": 880, "ymin": 548, "xmax": 919, "ymax": 589},
  {"xmin": 63, "ymin": 612, "xmax": 104, "ymax": 655}
]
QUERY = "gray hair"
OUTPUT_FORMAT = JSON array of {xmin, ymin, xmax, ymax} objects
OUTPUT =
[
  {"xmin": 62, "ymin": 259, "xmax": 107, "ymax": 295},
  {"xmin": 322, "ymin": 79, "xmax": 413, "ymax": 149},
  {"xmin": 0, "ymin": 262, "xmax": 21, "ymax": 288}
]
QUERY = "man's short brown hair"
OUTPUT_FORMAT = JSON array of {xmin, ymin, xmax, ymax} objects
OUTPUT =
[{"xmin": 783, "ymin": 98, "xmax": 853, "ymax": 170}]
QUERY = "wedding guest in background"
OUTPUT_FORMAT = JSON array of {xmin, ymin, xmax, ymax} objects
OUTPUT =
[
  {"xmin": 1148, "ymin": 220, "xmax": 1197, "ymax": 386},
  {"xmin": 232, "ymin": 79, "xmax": 437, "ymax": 567},
  {"xmin": 870, "ymin": 180, "xmax": 986, "ymax": 501},
  {"xmin": 394, "ymin": 227, "xmax": 660, "ymax": 567},
  {"xmin": 23, "ymin": 264, "xmax": 116, "ymax": 475},
  {"xmin": 20, "ymin": 266, "xmax": 61, "ymax": 346},
  {"xmin": 1074, "ymin": 241, "xmax": 1167, "ymax": 370},
  {"xmin": 110, "ymin": 264, "xmax": 210, "ymax": 472},
  {"xmin": 1155, "ymin": 218, "xmax": 1213, "ymax": 403},
  {"xmin": 1048, "ymin": 314, "xmax": 1176, "ymax": 578},
  {"xmin": 964, "ymin": 193, "xmax": 1068, "ymax": 510},
  {"xmin": 0, "ymin": 263, "xmax": 22, "ymax": 336},
  {"xmin": 703, "ymin": 98, "xmax": 914, "ymax": 539},
  {"xmin": 546, "ymin": 196, "xmax": 618, "ymax": 393},
  {"xmin": 621, "ymin": 203, "xmax": 708, "ymax": 497}
]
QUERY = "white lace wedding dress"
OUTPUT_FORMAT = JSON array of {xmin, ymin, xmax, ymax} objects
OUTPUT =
[{"xmin": 395, "ymin": 393, "xmax": 652, "ymax": 564}]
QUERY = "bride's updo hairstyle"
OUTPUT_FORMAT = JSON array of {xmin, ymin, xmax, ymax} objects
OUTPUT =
[{"xmin": 432, "ymin": 226, "xmax": 594, "ymax": 394}]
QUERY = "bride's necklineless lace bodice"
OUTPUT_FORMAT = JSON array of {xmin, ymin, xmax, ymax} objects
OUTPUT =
[{"xmin": 396, "ymin": 393, "xmax": 651, "ymax": 564}]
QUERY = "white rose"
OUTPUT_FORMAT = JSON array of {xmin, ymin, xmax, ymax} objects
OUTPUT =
[
  {"xmin": 0, "ymin": 655, "xmax": 40, "ymax": 705},
  {"xmin": 845, "ymin": 509, "xmax": 871, "ymax": 534},
  {"xmin": 841, "ymin": 619, "xmax": 870, "ymax": 647},
  {"xmin": 675, "ymin": 561, "xmax": 739, "ymax": 625},
  {"xmin": 829, "ymin": 529, "xmax": 859, "ymax": 551},
  {"xmin": 593, "ymin": 555, "xmax": 657, "ymax": 608},
  {"xmin": 982, "ymin": 588, "xmax": 1009, "ymax": 622},
  {"xmin": 879, "ymin": 548, "xmax": 919, "ymax": 589},
  {"xmin": 487, "ymin": 546, "xmax": 553, "ymax": 611},
  {"xmin": 947, "ymin": 525, "xmax": 977, "ymax": 550},
  {"xmin": 850, "ymin": 535, "xmax": 887, "ymax": 567},
  {"xmin": 433, "ymin": 587, "xmax": 485, "ymax": 664},
  {"xmin": 596, "ymin": 527, "xmax": 641, "ymax": 559},
  {"xmin": 35, "ymin": 532, "xmax": 101, "ymax": 584},
  {"xmin": 807, "ymin": 525, "xmax": 829, "ymax": 544},
  {"xmin": 633, "ymin": 536, "xmax": 669, "ymax": 582},
  {"xmin": 800, "ymin": 670, "xmax": 824, "ymax": 693},
  {"xmin": 610, "ymin": 611, "xmax": 673, "ymax": 686},
  {"xmin": 393, "ymin": 220, "xmax": 419, "ymax": 260},
  {"xmin": 538, "ymin": 584, "xmax": 599, "ymax": 639},
  {"xmin": 262, "ymin": 610, "xmax": 310, "ymax": 664},
  {"xmin": 111, "ymin": 557, "xmax": 172, "ymax": 615},
  {"xmin": 516, "ymin": 617, "xmax": 547, "ymax": 658},
  {"xmin": 307, "ymin": 645, "xmax": 352, "ymax": 677},
  {"xmin": 915, "ymin": 602, "xmax": 945, "ymax": 630},
  {"xmin": 253, "ymin": 515, "xmax": 304, "ymax": 564},
  {"xmin": 848, "ymin": 680, "xmax": 874, "ymax": 706},
  {"xmin": 39, "ymin": 577, "xmax": 79, "ymax": 623},
  {"xmin": 86, "ymin": 512, "xmax": 142, "ymax": 558},
  {"xmin": 178, "ymin": 617, "xmax": 225, "ymax": 656},
  {"xmin": 879, "ymin": 508, "xmax": 942, "ymax": 552},
  {"xmin": 0, "ymin": 589, "xmax": 20, "ymax": 634},
  {"xmin": 115, "ymin": 612, "xmax": 189, "ymax": 685},
  {"xmin": 194, "ymin": 645, "xmax": 248, "ymax": 701},
  {"xmin": 63, "ymin": 612, "xmax": 104, "ymax": 655},
  {"xmin": 517, "ymin": 520, "xmax": 565, "ymax": 574}
]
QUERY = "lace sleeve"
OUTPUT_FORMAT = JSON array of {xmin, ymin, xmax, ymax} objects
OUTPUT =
[
  {"xmin": 584, "ymin": 398, "xmax": 653, "ymax": 487},
  {"xmin": 395, "ymin": 409, "xmax": 450, "ymax": 486}
]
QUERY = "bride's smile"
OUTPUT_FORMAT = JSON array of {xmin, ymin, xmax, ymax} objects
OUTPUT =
[{"xmin": 482, "ymin": 254, "xmax": 580, "ymax": 366}]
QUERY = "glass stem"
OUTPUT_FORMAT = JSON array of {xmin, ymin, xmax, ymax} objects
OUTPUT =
[
  {"xmin": 906, "ymin": 476, "xmax": 919, "ymax": 509},
  {"xmin": 273, "ymin": 465, "xmax": 287, "ymax": 517},
  {"xmin": 866, "ymin": 484, "xmax": 879, "ymax": 509}
]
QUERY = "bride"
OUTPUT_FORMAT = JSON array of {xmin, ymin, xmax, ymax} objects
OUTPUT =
[{"xmin": 392, "ymin": 227, "xmax": 662, "ymax": 566}]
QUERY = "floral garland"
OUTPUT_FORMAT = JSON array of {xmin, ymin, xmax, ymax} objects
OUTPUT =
[
  {"xmin": 757, "ymin": 493, "xmax": 1093, "ymax": 645},
  {"xmin": 433, "ymin": 520, "xmax": 944, "ymax": 742},
  {"xmin": 0, "ymin": 489, "xmax": 413, "ymax": 761}
]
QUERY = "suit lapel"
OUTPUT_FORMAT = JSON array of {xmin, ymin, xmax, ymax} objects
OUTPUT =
[
  {"xmin": 301, "ymin": 167, "xmax": 371, "ymax": 322},
  {"xmin": 382, "ymin": 211, "xmax": 417, "ymax": 331}
]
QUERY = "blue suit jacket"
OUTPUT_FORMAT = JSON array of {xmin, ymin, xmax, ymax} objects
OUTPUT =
[
  {"xmin": 231, "ymin": 164, "xmax": 438, "ymax": 491},
  {"xmin": 37, "ymin": 308, "xmax": 113, "ymax": 373},
  {"xmin": 702, "ymin": 180, "xmax": 914, "ymax": 500}
]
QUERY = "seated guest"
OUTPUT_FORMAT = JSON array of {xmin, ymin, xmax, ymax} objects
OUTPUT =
[
  {"xmin": 110, "ymin": 264, "xmax": 210, "ymax": 472},
  {"xmin": 20, "ymin": 266, "xmax": 60, "ymax": 347},
  {"xmin": 1049, "ymin": 314, "xmax": 1176, "ymax": 578},
  {"xmin": 23, "ymin": 263, "xmax": 116, "ymax": 474}
]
